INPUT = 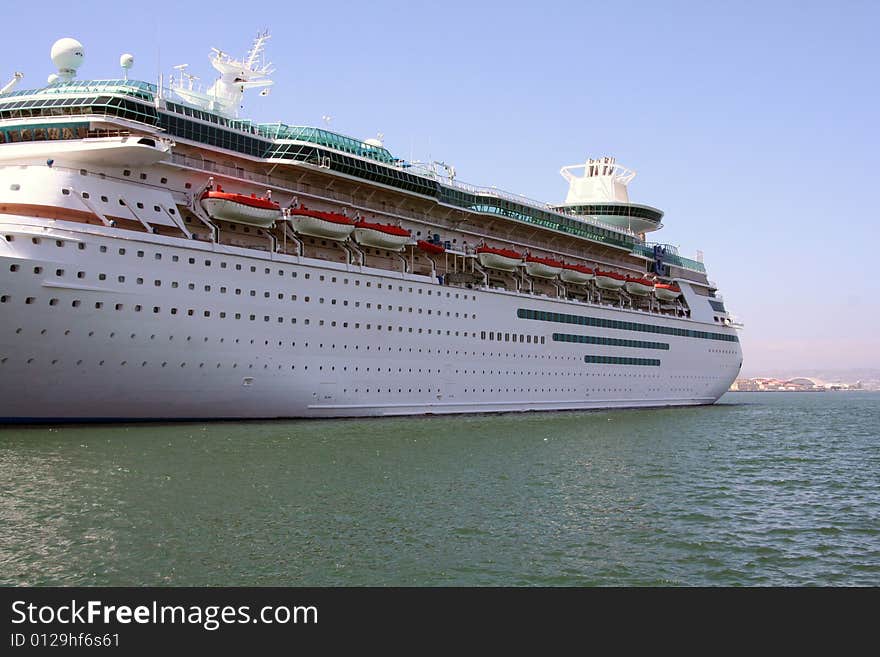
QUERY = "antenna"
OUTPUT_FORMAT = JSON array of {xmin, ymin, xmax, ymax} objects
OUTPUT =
[
  {"xmin": 170, "ymin": 31, "xmax": 274, "ymax": 117},
  {"xmin": 244, "ymin": 29, "xmax": 273, "ymax": 75},
  {"xmin": 322, "ymin": 115, "xmax": 333, "ymax": 126},
  {"xmin": 172, "ymin": 63, "xmax": 189, "ymax": 86},
  {"xmin": 156, "ymin": 18, "xmax": 161, "ymax": 99}
]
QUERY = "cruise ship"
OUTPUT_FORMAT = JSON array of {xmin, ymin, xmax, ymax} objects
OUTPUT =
[{"xmin": 0, "ymin": 34, "xmax": 742, "ymax": 421}]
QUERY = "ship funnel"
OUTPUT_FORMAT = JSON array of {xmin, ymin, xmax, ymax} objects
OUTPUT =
[{"xmin": 559, "ymin": 156, "xmax": 635, "ymax": 204}]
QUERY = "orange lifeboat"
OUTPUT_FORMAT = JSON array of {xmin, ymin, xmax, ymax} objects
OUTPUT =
[
  {"xmin": 417, "ymin": 240, "xmax": 446, "ymax": 254},
  {"xmin": 654, "ymin": 282, "xmax": 682, "ymax": 301},
  {"xmin": 289, "ymin": 206, "xmax": 356, "ymax": 241},
  {"xmin": 353, "ymin": 221, "xmax": 412, "ymax": 251},
  {"xmin": 594, "ymin": 270, "xmax": 626, "ymax": 291},
  {"xmin": 476, "ymin": 246, "xmax": 522, "ymax": 271},
  {"xmin": 524, "ymin": 255, "xmax": 564, "ymax": 279},
  {"xmin": 200, "ymin": 186, "xmax": 282, "ymax": 227},
  {"xmin": 559, "ymin": 263, "xmax": 594, "ymax": 285},
  {"xmin": 625, "ymin": 276, "xmax": 655, "ymax": 296}
]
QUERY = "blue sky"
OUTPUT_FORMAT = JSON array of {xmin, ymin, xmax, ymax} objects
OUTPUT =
[{"xmin": 3, "ymin": 0, "xmax": 877, "ymax": 375}]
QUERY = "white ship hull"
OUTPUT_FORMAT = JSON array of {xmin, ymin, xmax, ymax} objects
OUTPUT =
[
  {"xmin": 0, "ymin": 216, "xmax": 742, "ymax": 421},
  {"xmin": 0, "ymin": 136, "xmax": 172, "ymax": 167}
]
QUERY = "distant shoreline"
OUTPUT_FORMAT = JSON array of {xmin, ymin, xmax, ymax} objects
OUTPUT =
[{"xmin": 727, "ymin": 388, "xmax": 870, "ymax": 393}]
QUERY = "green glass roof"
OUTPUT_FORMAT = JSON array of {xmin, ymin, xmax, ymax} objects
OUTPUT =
[
  {"xmin": 257, "ymin": 123, "xmax": 396, "ymax": 163},
  {"xmin": 0, "ymin": 79, "xmax": 157, "ymax": 102}
]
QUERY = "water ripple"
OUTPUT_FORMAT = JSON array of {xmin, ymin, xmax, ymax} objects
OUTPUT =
[{"xmin": 0, "ymin": 391, "xmax": 878, "ymax": 586}]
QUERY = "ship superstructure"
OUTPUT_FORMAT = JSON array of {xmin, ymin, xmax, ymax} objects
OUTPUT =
[{"xmin": 0, "ymin": 35, "xmax": 741, "ymax": 420}]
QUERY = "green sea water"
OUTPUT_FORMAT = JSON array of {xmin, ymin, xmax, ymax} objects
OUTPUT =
[{"xmin": 1, "ymin": 392, "xmax": 878, "ymax": 586}]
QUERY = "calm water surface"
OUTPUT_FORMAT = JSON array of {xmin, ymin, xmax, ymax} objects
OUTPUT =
[{"xmin": 1, "ymin": 392, "xmax": 878, "ymax": 586}]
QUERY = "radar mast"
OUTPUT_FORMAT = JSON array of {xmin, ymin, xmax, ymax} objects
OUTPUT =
[{"xmin": 170, "ymin": 30, "xmax": 274, "ymax": 117}]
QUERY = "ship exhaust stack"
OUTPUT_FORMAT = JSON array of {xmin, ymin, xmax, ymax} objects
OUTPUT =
[
  {"xmin": 553, "ymin": 156, "xmax": 664, "ymax": 234},
  {"xmin": 560, "ymin": 156, "xmax": 635, "ymax": 204}
]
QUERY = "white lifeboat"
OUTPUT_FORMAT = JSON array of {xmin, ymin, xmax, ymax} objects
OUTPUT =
[
  {"xmin": 625, "ymin": 276, "xmax": 655, "ymax": 296},
  {"xmin": 476, "ymin": 246, "xmax": 522, "ymax": 271},
  {"xmin": 524, "ymin": 255, "xmax": 564, "ymax": 279},
  {"xmin": 352, "ymin": 221, "xmax": 412, "ymax": 251},
  {"xmin": 200, "ymin": 187, "xmax": 282, "ymax": 228},
  {"xmin": 559, "ymin": 263, "xmax": 594, "ymax": 285},
  {"xmin": 654, "ymin": 282, "xmax": 682, "ymax": 301},
  {"xmin": 289, "ymin": 206, "xmax": 356, "ymax": 241},
  {"xmin": 594, "ymin": 270, "xmax": 627, "ymax": 291}
]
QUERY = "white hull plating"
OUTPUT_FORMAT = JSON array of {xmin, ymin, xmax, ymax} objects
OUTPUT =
[
  {"xmin": 0, "ymin": 216, "xmax": 742, "ymax": 421},
  {"xmin": 0, "ymin": 137, "xmax": 172, "ymax": 167}
]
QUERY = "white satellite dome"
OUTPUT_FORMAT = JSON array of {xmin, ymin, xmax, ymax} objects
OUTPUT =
[
  {"xmin": 363, "ymin": 137, "xmax": 384, "ymax": 148},
  {"xmin": 120, "ymin": 53, "xmax": 134, "ymax": 80},
  {"xmin": 50, "ymin": 38, "xmax": 84, "ymax": 78}
]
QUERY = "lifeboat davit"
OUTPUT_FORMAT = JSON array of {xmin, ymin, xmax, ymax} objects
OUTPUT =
[
  {"xmin": 559, "ymin": 263, "xmax": 594, "ymax": 285},
  {"xmin": 353, "ymin": 221, "xmax": 412, "ymax": 251},
  {"xmin": 524, "ymin": 255, "xmax": 564, "ymax": 279},
  {"xmin": 625, "ymin": 276, "xmax": 655, "ymax": 296},
  {"xmin": 417, "ymin": 240, "xmax": 446, "ymax": 255},
  {"xmin": 594, "ymin": 270, "xmax": 626, "ymax": 291},
  {"xmin": 654, "ymin": 282, "xmax": 682, "ymax": 301},
  {"xmin": 200, "ymin": 187, "xmax": 282, "ymax": 228},
  {"xmin": 289, "ymin": 206, "xmax": 356, "ymax": 241},
  {"xmin": 476, "ymin": 246, "xmax": 522, "ymax": 271}
]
